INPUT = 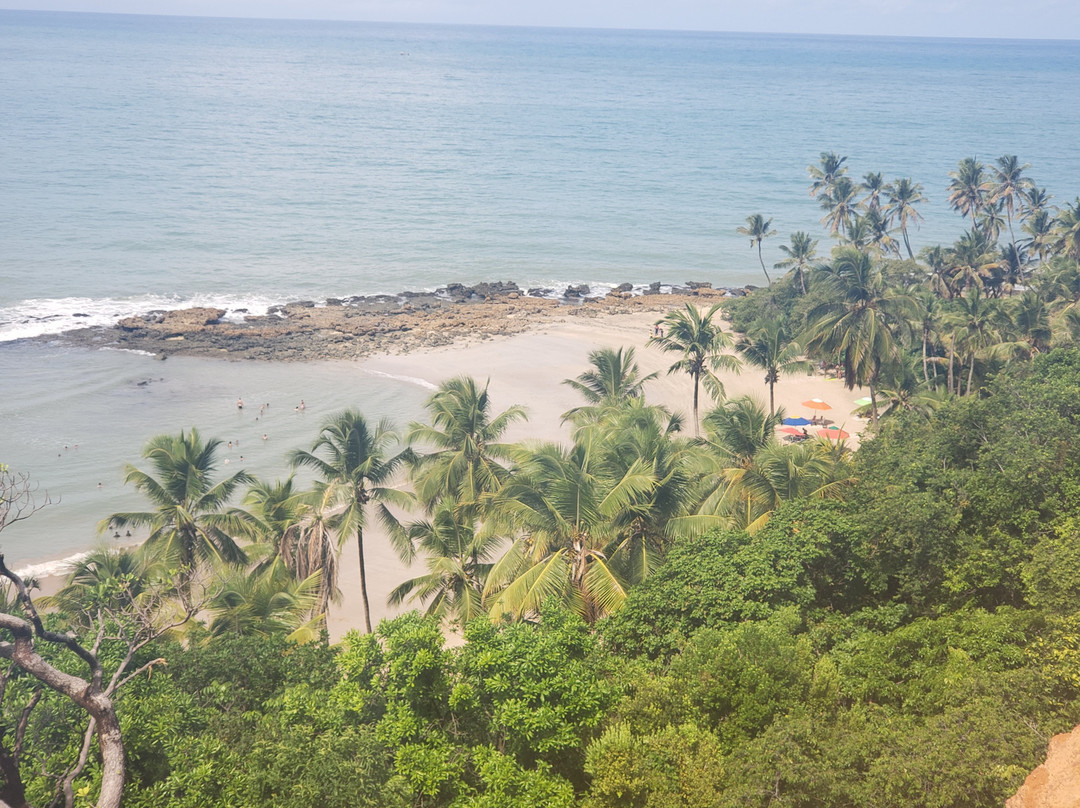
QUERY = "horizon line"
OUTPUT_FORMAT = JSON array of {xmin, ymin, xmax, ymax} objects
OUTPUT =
[{"xmin": 2, "ymin": 6, "xmax": 1078, "ymax": 45}]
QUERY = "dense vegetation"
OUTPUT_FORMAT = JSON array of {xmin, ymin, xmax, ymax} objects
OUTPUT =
[{"xmin": 3, "ymin": 154, "xmax": 1080, "ymax": 807}]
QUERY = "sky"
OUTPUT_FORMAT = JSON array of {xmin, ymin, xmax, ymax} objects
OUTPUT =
[{"xmin": 1, "ymin": 0, "xmax": 1077, "ymax": 40}]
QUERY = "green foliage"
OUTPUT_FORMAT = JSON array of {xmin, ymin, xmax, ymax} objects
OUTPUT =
[{"xmin": 583, "ymin": 722, "xmax": 725, "ymax": 808}]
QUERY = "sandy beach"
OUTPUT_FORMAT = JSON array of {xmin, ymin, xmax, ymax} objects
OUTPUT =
[
  {"xmin": 325, "ymin": 304, "xmax": 868, "ymax": 641},
  {"xmin": 15, "ymin": 301, "xmax": 868, "ymax": 640}
]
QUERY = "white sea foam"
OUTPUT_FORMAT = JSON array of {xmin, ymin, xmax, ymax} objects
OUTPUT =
[
  {"xmin": 362, "ymin": 368, "xmax": 439, "ymax": 390},
  {"xmin": 0, "ymin": 293, "xmax": 283, "ymax": 343},
  {"xmin": 14, "ymin": 551, "xmax": 90, "ymax": 582}
]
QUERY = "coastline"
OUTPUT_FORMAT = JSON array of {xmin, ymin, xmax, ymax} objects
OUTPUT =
[
  {"xmin": 17, "ymin": 297, "xmax": 868, "ymax": 642},
  {"xmin": 40, "ymin": 282, "xmax": 736, "ymax": 361}
]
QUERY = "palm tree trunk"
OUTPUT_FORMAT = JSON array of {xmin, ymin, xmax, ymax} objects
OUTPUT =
[
  {"xmin": 922, "ymin": 332, "xmax": 931, "ymax": 387},
  {"xmin": 798, "ymin": 267, "xmax": 806, "ymax": 295},
  {"xmin": 903, "ymin": 226, "xmax": 914, "ymax": 260},
  {"xmin": 692, "ymin": 372, "xmax": 700, "ymax": 436},
  {"xmin": 357, "ymin": 528, "xmax": 372, "ymax": 634},
  {"xmin": 870, "ymin": 383, "xmax": 879, "ymax": 426},
  {"xmin": 768, "ymin": 380, "xmax": 775, "ymax": 417},
  {"xmin": 757, "ymin": 243, "xmax": 772, "ymax": 286},
  {"xmin": 966, "ymin": 352, "xmax": 976, "ymax": 397},
  {"xmin": 946, "ymin": 341, "xmax": 954, "ymax": 395}
]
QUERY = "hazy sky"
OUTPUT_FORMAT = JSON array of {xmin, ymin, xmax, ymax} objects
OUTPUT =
[{"xmin": 2, "ymin": 0, "xmax": 1078, "ymax": 40}]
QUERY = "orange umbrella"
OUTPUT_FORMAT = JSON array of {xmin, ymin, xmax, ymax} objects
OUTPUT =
[
  {"xmin": 802, "ymin": 398, "xmax": 832, "ymax": 410},
  {"xmin": 818, "ymin": 428, "xmax": 849, "ymax": 439},
  {"xmin": 780, "ymin": 426, "xmax": 806, "ymax": 436}
]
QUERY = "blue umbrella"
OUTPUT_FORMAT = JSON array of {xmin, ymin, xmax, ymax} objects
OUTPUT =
[{"xmin": 782, "ymin": 416, "xmax": 812, "ymax": 426}]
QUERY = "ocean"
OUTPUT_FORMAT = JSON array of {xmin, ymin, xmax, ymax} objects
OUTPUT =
[{"xmin": 2, "ymin": 10, "xmax": 1079, "ymax": 569}]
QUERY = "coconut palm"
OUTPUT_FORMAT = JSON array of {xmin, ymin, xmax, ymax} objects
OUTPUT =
[
  {"xmin": 949, "ymin": 288, "xmax": 1006, "ymax": 395},
  {"xmin": 990, "ymin": 155, "xmax": 1035, "ymax": 262},
  {"xmin": 406, "ymin": 375, "xmax": 526, "ymax": 517},
  {"xmin": 701, "ymin": 395, "xmax": 784, "ymax": 467},
  {"xmin": 289, "ymin": 411, "xmax": 412, "ymax": 634},
  {"xmin": 389, "ymin": 503, "xmax": 502, "ymax": 627},
  {"xmin": 562, "ymin": 346, "xmax": 658, "ymax": 423},
  {"xmin": 1022, "ymin": 207, "xmax": 1056, "ymax": 268},
  {"xmin": 774, "ymin": 231, "xmax": 818, "ymax": 294},
  {"xmin": 947, "ymin": 157, "xmax": 989, "ymax": 228},
  {"xmin": 820, "ymin": 175, "xmax": 860, "ymax": 238},
  {"xmin": 1054, "ymin": 198, "xmax": 1080, "ymax": 262},
  {"xmin": 583, "ymin": 397, "xmax": 692, "ymax": 572},
  {"xmin": 102, "ymin": 429, "xmax": 253, "ymax": 576},
  {"xmin": 43, "ymin": 546, "xmax": 164, "ymax": 626},
  {"xmin": 245, "ymin": 476, "xmax": 340, "ymax": 617},
  {"xmin": 949, "ymin": 229, "xmax": 998, "ymax": 294},
  {"xmin": 862, "ymin": 208, "xmax": 900, "ymax": 258},
  {"xmin": 910, "ymin": 290, "xmax": 944, "ymax": 387},
  {"xmin": 649, "ymin": 303, "xmax": 741, "ymax": 435},
  {"xmin": 803, "ymin": 248, "xmax": 915, "ymax": 424},
  {"xmin": 808, "ymin": 151, "xmax": 848, "ymax": 198},
  {"xmin": 1002, "ymin": 290, "xmax": 1052, "ymax": 357},
  {"xmin": 735, "ymin": 321, "xmax": 811, "ymax": 415},
  {"xmin": 207, "ymin": 558, "xmax": 323, "ymax": 642},
  {"xmin": 483, "ymin": 436, "xmax": 655, "ymax": 623},
  {"xmin": 885, "ymin": 177, "xmax": 926, "ymax": 260},
  {"xmin": 737, "ymin": 213, "xmax": 777, "ymax": 285},
  {"xmin": 922, "ymin": 245, "xmax": 957, "ymax": 300},
  {"xmin": 860, "ymin": 172, "xmax": 886, "ymax": 211},
  {"xmin": 977, "ymin": 202, "xmax": 1006, "ymax": 244}
]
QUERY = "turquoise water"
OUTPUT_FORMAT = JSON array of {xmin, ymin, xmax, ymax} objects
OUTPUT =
[{"xmin": 2, "ymin": 11, "xmax": 1079, "ymax": 565}]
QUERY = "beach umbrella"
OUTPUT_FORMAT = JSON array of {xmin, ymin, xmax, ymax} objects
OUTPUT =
[
  {"xmin": 818, "ymin": 427, "xmax": 850, "ymax": 439},
  {"xmin": 802, "ymin": 398, "xmax": 832, "ymax": 410},
  {"xmin": 782, "ymin": 416, "xmax": 812, "ymax": 426},
  {"xmin": 853, "ymin": 397, "xmax": 872, "ymax": 407},
  {"xmin": 780, "ymin": 426, "xmax": 805, "ymax": 436}
]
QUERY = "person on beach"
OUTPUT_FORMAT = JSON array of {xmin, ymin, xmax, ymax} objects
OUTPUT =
[{"xmin": 237, "ymin": 397, "xmax": 243, "ymax": 409}]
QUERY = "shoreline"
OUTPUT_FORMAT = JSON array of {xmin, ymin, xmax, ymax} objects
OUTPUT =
[
  {"xmin": 15, "ymin": 300, "xmax": 868, "ymax": 641},
  {"xmin": 36, "ymin": 282, "xmax": 740, "ymax": 362}
]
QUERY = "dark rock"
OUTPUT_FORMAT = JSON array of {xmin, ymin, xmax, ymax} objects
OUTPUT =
[
  {"xmin": 289, "ymin": 300, "xmax": 316, "ymax": 308},
  {"xmin": 325, "ymin": 298, "xmax": 343, "ymax": 306},
  {"xmin": 472, "ymin": 281, "xmax": 520, "ymax": 298},
  {"xmin": 267, "ymin": 305, "xmax": 288, "ymax": 316},
  {"xmin": 686, "ymin": 281, "xmax": 712, "ymax": 289},
  {"xmin": 233, "ymin": 308, "xmax": 248, "ymax": 314},
  {"xmin": 563, "ymin": 284, "xmax": 591, "ymax": 298},
  {"xmin": 728, "ymin": 288, "xmax": 747, "ymax": 297},
  {"xmin": 614, "ymin": 283, "xmax": 633, "ymax": 293},
  {"xmin": 73, "ymin": 312, "xmax": 90, "ymax": 317},
  {"xmin": 528, "ymin": 288, "xmax": 554, "ymax": 298}
]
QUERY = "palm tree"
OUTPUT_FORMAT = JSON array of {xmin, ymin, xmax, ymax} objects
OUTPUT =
[
  {"xmin": 44, "ymin": 546, "xmax": 164, "ymax": 626},
  {"xmin": 862, "ymin": 208, "xmax": 900, "ymax": 258},
  {"xmin": 977, "ymin": 202, "xmax": 1006, "ymax": 244},
  {"xmin": 406, "ymin": 376, "xmax": 526, "ymax": 517},
  {"xmin": 922, "ymin": 245, "xmax": 957, "ymax": 300},
  {"xmin": 207, "ymin": 559, "xmax": 323, "ymax": 642},
  {"xmin": 735, "ymin": 321, "xmax": 811, "ymax": 415},
  {"xmin": 289, "ymin": 411, "xmax": 412, "ymax": 634},
  {"xmin": 483, "ymin": 437, "xmax": 655, "ymax": 623},
  {"xmin": 1022, "ymin": 207, "xmax": 1056, "ymax": 268},
  {"xmin": 389, "ymin": 503, "xmax": 501, "ymax": 627},
  {"xmin": 245, "ymin": 476, "xmax": 340, "ymax": 618},
  {"xmin": 649, "ymin": 303, "xmax": 741, "ymax": 435},
  {"xmin": 1054, "ymin": 198, "xmax": 1080, "ymax": 261},
  {"xmin": 885, "ymin": 177, "xmax": 926, "ymax": 260},
  {"xmin": 803, "ymin": 248, "xmax": 914, "ymax": 424},
  {"xmin": 947, "ymin": 157, "xmax": 989, "ymax": 228},
  {"xmin": 102, "ymin": 429, "xmax": 253, "ymax": 576},
  {"xmin": 774, "ymin": 231, "xmax": 818, "ymax": 294},
  {"xmin": 701, "ymin": 395, "xmax": 784, "ymax": 467},
  {"xmin": 989, "ymin": 155, "xmax": 1034, "ymax": 262},
  {"xmin": 950, "ymin": 288, "xmax": 1005, "ymax": 395},
  {"xmin": 820, "ymin": 175, "xmax": 860, "ymax": 238},
  {"xmin": 562, "ymin": 346, "xmax": 658, "ymax": 422},
  {"xmin": 737, "ymin": 214, "xmax": 777, "ymax": 285},
  {"xmin": 808, "ymin": 151, "xmax": 848, "ymax": 198},
  {"xmin": 860, "ymin": 172, "xmax": 886, "ymax": 211},
  {"xmin": 949, "ymin": 229, "xmax": 998, "ymax": 294},
  {"xmin": 910, "ymin": 290, "xmax": 944, "ymax": 387}
]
